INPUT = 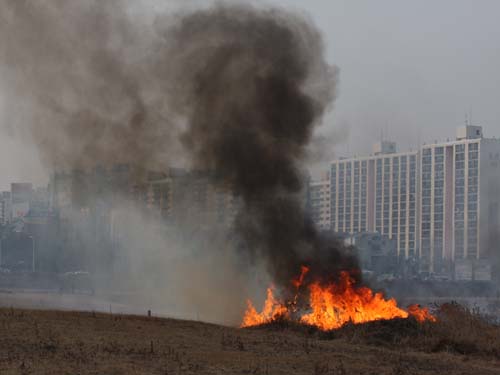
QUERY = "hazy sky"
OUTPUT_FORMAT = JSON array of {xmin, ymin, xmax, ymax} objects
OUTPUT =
[
  {"xmin": 270, "ymin": 0, "xmax": 500, "ymax": 153},
  {"xmin": 1, "ymin": 0, "xmax": 500, "ymax": 189}
]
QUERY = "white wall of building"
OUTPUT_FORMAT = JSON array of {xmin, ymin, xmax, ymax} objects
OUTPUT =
[
  {"xmin": 479, "ymin": 138, "xmax": 500, "ymax": 262},
  {"xmin": 320, "ymin": 126, "xmax": 500, "ymax": 279},
  {"xmin": 329, "ymin": 150, "xmax": 418, "ymax": 259}
]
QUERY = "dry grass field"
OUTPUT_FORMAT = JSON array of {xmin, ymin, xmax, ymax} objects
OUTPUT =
[{"xmin": 0, "ymin": 304, "xmax": 498, "ymax": 374}]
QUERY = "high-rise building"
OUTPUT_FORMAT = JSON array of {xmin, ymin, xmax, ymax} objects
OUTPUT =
[
  {"xmin": 316, "ymin": 125, "xmax": 500, "ymax": 279},
  {"xmin": 328, "ymin": 143, "xmax": 418, "ymax": 259},
  {"xmin": 419, "ymin": 126, "xmax": 500, "ymax": 276},
  {"xmin": 307, "ymin": 176, "xmax": 331, "ymax": 231},
  {"xmin": 141, "ymin": 169, "xmax": 237, "ymax": 227}
]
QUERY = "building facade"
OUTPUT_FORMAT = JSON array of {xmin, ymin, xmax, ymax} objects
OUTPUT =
[
  {"xmin": 11, "ymin": 183, "xmax": 32, "ymax": 219},
  {"xmin": 307, "ymin": 177, "xmax": 331, "ymax": 231},
  {"xmin": 326, "ymin": 142, "xmax": 418, "ymax": 259},
  {"xmin": 420, "ymin": 126, "xmax": 500, "ymax": 276},
  {"xmin": 0, "ymin": 191, "xmax": 12, "ymax": 225},
  {"xmin": 312, "ymin": 126, "xmax": 500, "ymax": 279},
  {"xmin": 139, "ymin": 169, "xmax": 237, "ymax": 228}
]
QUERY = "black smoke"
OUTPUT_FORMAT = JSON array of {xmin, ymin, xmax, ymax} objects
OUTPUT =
[
  {"xmin": 0, "ymin": 1, "xmax": 359, "ymax": 294},
  {"xmin": 160, "ymin": 5, "xmax": 359, "ymax": 289}
]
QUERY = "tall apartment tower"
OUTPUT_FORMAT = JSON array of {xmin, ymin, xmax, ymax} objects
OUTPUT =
[
  {"xmin": 329, "ymin": 142, "xmax": 419, "ymax": 259},
  {"xmin": 420, "ymin": 126, "xmax": 500, "ymax": 276},
  {"xmin": 308, "ymin": 176, "xmax": 331, "ymax": 231},
  {"xmin": 320, "ymin": 125, "xmax": 500, "ymax": 278}
]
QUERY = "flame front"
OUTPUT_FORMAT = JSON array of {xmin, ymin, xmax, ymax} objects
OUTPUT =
[
  {"xmin": 241, "ymin": 287, "xmax": 288, "ymax": 327},
  {"xmin": 242, "ymin": 270, "xmax": 435, "ymax": 330}
]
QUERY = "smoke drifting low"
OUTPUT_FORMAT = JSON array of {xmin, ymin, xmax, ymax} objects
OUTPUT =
[{"xmin": 0, "ymin": 0, "xmax": 358, "ymax": 309}]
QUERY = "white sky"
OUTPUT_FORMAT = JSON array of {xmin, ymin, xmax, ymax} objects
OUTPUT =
[
  {"xmin": 270, "ymin": 0, "xmax": 500, "ymax": 155},
  {"xmin": 1, "ymin": 0, "xmax": 500, "ymax": 189}
]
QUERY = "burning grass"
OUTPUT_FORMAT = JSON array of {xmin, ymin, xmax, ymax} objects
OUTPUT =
[
  {"xmin": 0, "ymin": 304, "xmax": 498, "ymax": 374},
  {"xmin": 242, "ymin": 268, "xmax": 435, "ymax": 330},
  {"xmin": 245, "ymin": 302, "xmax": 500, "ymax": 360},
  {"xmin": 240, "ymin": 267, "xmax": 500, "ymax": 368}
]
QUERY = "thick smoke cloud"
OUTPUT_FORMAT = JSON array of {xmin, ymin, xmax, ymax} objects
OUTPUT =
[
  {"xmin": 0, "ymin": 1, "xmax": 358, "ymax": 298},
  {"xmin": 160, "ymin": 5, "xmax": 358, "ymax": 288},
  {"xmin": 0, "ymin": 0, "xmax": 179, "ymax": 173}
]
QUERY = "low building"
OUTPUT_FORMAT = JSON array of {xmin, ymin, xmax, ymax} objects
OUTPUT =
[
  {"xmin": 0, "ymin": 230, "xmax": 34, "ymax": 272},
  {"xmin": 343, "ymin": 232, "xmax": 397, "ymax": 275}
]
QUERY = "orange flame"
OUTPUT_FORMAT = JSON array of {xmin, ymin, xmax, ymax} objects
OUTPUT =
[
  {"xmin": 291, "ymin": 265, "xmax": 309, "ymax": 289},
  {"xmin": 406, "ymin": 303, "xmax": 436, "ymax": 323},
  {"xmin": 241, "ymin": 287, "xmax": 288, "ymax": 327},
  {"xmin": 241, "ymin": 270, "xmax": 435, "ymax": 330}
]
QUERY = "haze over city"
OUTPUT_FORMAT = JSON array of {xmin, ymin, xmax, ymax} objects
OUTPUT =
[
  {"xmin": 0, "ymin": 1, "xmax": 499, "ymax": 374},
  {"xmin": 1, "ymin": 0, "xmax": 500, "ymax": 188}
]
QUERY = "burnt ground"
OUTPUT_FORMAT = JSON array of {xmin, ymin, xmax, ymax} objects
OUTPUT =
[{"xmin": 0, "ymin": 305, "xmax": 498, "ymax": 374}]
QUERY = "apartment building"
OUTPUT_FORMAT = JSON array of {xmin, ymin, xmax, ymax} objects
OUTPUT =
[
  {"xmin": 314, "ymin": 125, "xmax": 500, "ymax": 279},
  {"xmin": 420, "ymin": 126, "xmax": 500, "ymax": 276},
  {"xmin": 307, "ymin": 177, "xmax": 331, "ymax": 231},
  {"xmin": 328, "ymin": 142, "xmax": 418, "ymax": 259}
]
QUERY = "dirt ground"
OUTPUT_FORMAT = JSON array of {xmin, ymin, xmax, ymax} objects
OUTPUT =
[{"xmin": 0, "ymin": 307, "xmax": 499, "ymax": 374}]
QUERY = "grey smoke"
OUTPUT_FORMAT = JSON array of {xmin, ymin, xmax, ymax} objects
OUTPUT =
[
  {"xmin": 0, "ymin": 0, "xmax": 180, "ymax": 173},
  {"xmin": 0, "ymin": 0, "xmax": 357, "ymax": 315},
  {"xmin": 160, "ymin": 5, "xmax": 358, "ymax": 289}
]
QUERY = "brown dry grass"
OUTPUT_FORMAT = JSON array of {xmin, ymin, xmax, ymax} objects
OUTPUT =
[
  {"xmin": 0, "ymin": 305, "xmax": 498, "ymax": 374},
  {"xmin": 319, "ymin": 303, "xmax": 500, "ymax": 357}
]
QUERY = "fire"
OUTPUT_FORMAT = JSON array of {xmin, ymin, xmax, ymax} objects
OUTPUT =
[
  {"xmin": 406, "ymin": 303, "xmax": 436, "ymax": 323},
  {"xmin": 291, "ymin": 265, "xmax": 309, "ymax": 289},
  {"xmin": 241, "ymin": 287, "xmax": 289, "ymax": 327},
  {"xmin": 242, "ymin": 270, "xmax": 435, "ymax": 330}
]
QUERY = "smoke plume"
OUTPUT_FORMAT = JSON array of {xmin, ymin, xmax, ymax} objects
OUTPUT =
[
  {"xmin": 0, "ymin": 1, "xmax": 358, "ymax": 301},
  {"xmin": 160, "ymin": 5, "xmax": 358, "ymax": 289},
  {"xmin": 0, "ymin": 0, "xmax": 179, "ymax": 173}
]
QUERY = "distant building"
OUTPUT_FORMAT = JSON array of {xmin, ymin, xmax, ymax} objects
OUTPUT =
[
  {"xmin": 0, "ymin": 231, "xmax": 34, "ymax": 272},
  {"xmin": 0, "ymin": 191, "xmax": 12, "ymax": 225},
  {"xmin": 49, "ymin": 166, "xmax": 131, "ymax": 273},
  {"xmin": 50, "ymin": 165, "xmax": 238, "ymax": 231},
  {"xmin": 420, "ymin": 125, "xmax": 500, "ymax": 277},
  {"xmin": 31, "ymin": 187, "xmax": 49, "ymax": 210},
  {"xmin": 344, "ymin": 232, "xmax": 397, "ymax": 274},
  {"xmin": 307, "ymin": 176, "xmax": 331, "ymax": 231},
  {"xmin": 329, "ymin": 146, "xmax": 418, "ymax": 259},
  {"xmin": 11, "ymin": 183, "xmax": 33, "ymax": 219},
  {"xmin": 313, "ymin": 125, "xmax": 500, "ymax": 280},
  {"xmin": 139, "ymin": 169, "xmax": 237, "ymax": 228},
  {"xmin": 23, "ymin": 208, "xmax": 57, "ymax": 273}
]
